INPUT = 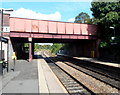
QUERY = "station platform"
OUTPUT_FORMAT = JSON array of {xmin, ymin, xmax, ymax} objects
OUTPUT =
[
  {"xmin": 73, "ymin": 57, "xmax": 120, "ymax": 68},
  {"xmin": 1, "ymin": 56, "xmax": 68, "ymax": 94},
  {"xmin": 37, "ymin": 58, "xmax": 68, "ymax": 93},
  {"xmin": 57, "ymin": 54, "xmax": 120, "ymax": 68}
]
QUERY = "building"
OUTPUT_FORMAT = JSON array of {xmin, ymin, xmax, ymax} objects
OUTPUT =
[{"xmin": 0, "ymin": 13, "xmax": 13, "ymax": 63}]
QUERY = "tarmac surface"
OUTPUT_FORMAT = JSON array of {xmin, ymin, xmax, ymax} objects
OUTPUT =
[
  {"xmin": 1, "ymin": 55, "xmax": 67, "ymax": 94},
  {"xmin": 2, "ymin": 59, "xmax": 39, "ymax": 94}
]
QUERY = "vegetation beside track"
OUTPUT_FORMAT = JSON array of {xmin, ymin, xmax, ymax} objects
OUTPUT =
[{"xmin": 34, "ymin": 43, "xmax": 64, "ymax": 55}]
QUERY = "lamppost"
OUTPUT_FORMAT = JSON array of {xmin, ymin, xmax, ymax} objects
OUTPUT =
[
  {"xmin": 110, "ymin": 26, "xmax": 115, "ymax": 40},
  {"xmin": 0, "ymin": 8, "xmax": 13, "ymax": 61}
]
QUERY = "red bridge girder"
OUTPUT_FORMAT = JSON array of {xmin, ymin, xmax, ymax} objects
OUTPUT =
[
  {"xmin": 9, "ymin": 32, "xmax": 96, "ymax": 40},
  {"xmin": 10, "ymin": 17, "xmax": 98, "ymax": 39}
]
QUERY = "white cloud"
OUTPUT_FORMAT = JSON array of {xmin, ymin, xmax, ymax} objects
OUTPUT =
[
  {"xmin": 67, "ymin": 17, "xmax": 75, "ymax": 22},
  {"xmin": 10, "ymin": 8, "xmax": 61, "ymax": 21}
]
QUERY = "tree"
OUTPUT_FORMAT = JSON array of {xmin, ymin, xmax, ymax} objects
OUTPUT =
[
  {"xmin": 91, "ymin": 1, "xmax": 120, "ymax": 27},
  {"xmin": 34, "ymin": 44, "xmax": 40, "ymax": 51},
  {"xmin": 51, "ymin": 43, "xmax": 64, "ymax": 54},
  {"xmin": 91, "ymin": 1, "xmax": 120, "ymax": 43},
  {"xmin": 91, "ymin": 0, "xmax": 120, "ymax": 60},
  {"xmin": 74, "ymin": 12, "xmax": 91, "ymax": 23}
]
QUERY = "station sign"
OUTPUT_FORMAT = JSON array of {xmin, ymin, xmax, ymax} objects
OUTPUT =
[
  {"xmin": 3, "ymin": 26, "xmax": 10, "ymax": 32},
  {"xmin": 28, "ymin": 37, "xmax": 32, "ymax": 42},
  {"xmin": 0, "ymin": 37, "xmax": 8, "ymax": 43}
]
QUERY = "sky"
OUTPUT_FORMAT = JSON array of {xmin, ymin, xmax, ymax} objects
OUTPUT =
[{"xmin": 1, "ymin": 2, "xmax": 93, "ymax": 22}]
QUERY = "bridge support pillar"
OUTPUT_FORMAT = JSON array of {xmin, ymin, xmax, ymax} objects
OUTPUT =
[
  {"xmin": 29, "ymin": 42, "xmax": 32, "ymax": 62},
  {"xmin": 96, "ymin": 39, "xmax": 101, "ymax": 57},
  {"xmin": 32, "ymin": 43, "xmax": 34, "ymax": 58}
]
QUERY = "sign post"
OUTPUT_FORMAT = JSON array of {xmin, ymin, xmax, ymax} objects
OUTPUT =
[{"xmin": 28, "ymin": 38, "xmax": 32, "ymax": 61}]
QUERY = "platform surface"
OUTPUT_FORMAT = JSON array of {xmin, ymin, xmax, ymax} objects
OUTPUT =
[
  {"xmin": 37, "ymin": 58, "xmax": 67, "ymax": 93},
  {"xmin": 2, "ymin": 57, "xmax": 67, "ymax": 94},
  {"xmin": 57, "ymin": 54, "xmax": 120, "ymax": 68},
  {"xmin": 74, "ymin": 57, "xmax": 120, "ymax": 68}
]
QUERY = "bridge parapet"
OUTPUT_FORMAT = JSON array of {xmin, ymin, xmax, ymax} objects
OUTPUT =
[{"xmin": 10, "ymin": 17, "xmax": 98, "ymax": 36}]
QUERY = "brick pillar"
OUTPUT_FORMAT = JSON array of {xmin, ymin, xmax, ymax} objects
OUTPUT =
[
  {"xmin": 32, "ymin": 43, "xmax": 34, "ymax": 59},
  {"xmin": 28, "ymin": 38, "xmax": 32, "ymax": 61}
]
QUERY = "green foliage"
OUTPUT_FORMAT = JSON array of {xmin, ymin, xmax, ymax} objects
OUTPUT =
[
  {"xmin": 91, "ymin": 1, "xmax": 120, "ymax": 60},
  {"xmin": 34, "ymin": 43, "xmax": 64, "ymax": 54},
  {"xmin": 100, "ymin": 41, "xmax": 108, "ymax": 48},
  {"xmin": 91, "ymin": 1, "xmax": 120, "ymax": 48},
  {"xmin": 24, "ymin": 43, "xmax": 29, "ymax": 47},
  {"xmin": 91, "ymin": 1, "xmax": 120, "ymax": 27},
  {"xmin": 50, "ymin": 43, "xmax": 64, "ymax": 54},
  {"xmin": 39, "ymin": 45, "xmax": 51, "ymax": 50},
  {"xmin": 34, "ymin": 44, "xmax": 40, "ymax": 52},
  {"xmin": 74, "ymin": 12, "xmax": 98, "ymax": 24},
  {"xmin": 34, "ymin": 44, "xmax": 52, "ymax": 52},
  {"xmin": 74, "ymin": 12, "xmax": 91, "ymax": 23}
]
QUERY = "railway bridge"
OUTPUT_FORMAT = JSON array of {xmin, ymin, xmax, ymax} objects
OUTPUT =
[{"xmin": 2, "ymin": 14, "xmax": 99, "ymax": 61}]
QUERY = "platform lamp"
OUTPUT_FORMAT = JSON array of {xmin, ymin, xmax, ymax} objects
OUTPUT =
[
  {"xmin": 110, "ymin": 26, "xmax": 115, "ymax": 40},
  {"xmin": 0, "ymin": 8, "xmax": 13, "ymax": 61},
  {"xmin": 110, "ymin": 26, "xmax": 118, "ymax": 45}
]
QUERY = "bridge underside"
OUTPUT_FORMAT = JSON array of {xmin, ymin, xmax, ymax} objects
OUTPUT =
[
  {"xmin": 10, "ymin": 37, "xmax": 95, "ymax": 43},
  {"xmin": 10, "ymin": 36, "xmax": 99, "ymax": 61}
]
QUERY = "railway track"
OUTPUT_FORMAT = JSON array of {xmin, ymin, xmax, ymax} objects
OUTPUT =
[
  {"xmin": 42, "ymin": 53, "xmax": 93, "ymax": 95},
  {"xmin": 56, "ymin": 56, "xmax": 120, "ymax": 90},
  {"xmin": 41, "ymin": 51, "xmax": 119, "ymax": 94},
  {"xmin": 60, "ymin": 56, "xmax": 120, "ymax": 81}
]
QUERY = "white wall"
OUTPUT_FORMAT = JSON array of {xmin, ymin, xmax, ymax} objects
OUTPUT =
[
  {"xmin": 0, "ymin": 37, "xmax": 14, "ymax": 62},
  {"xmin": 0, "ymin": 38, "xmax": 8, "ymax": 61}
]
